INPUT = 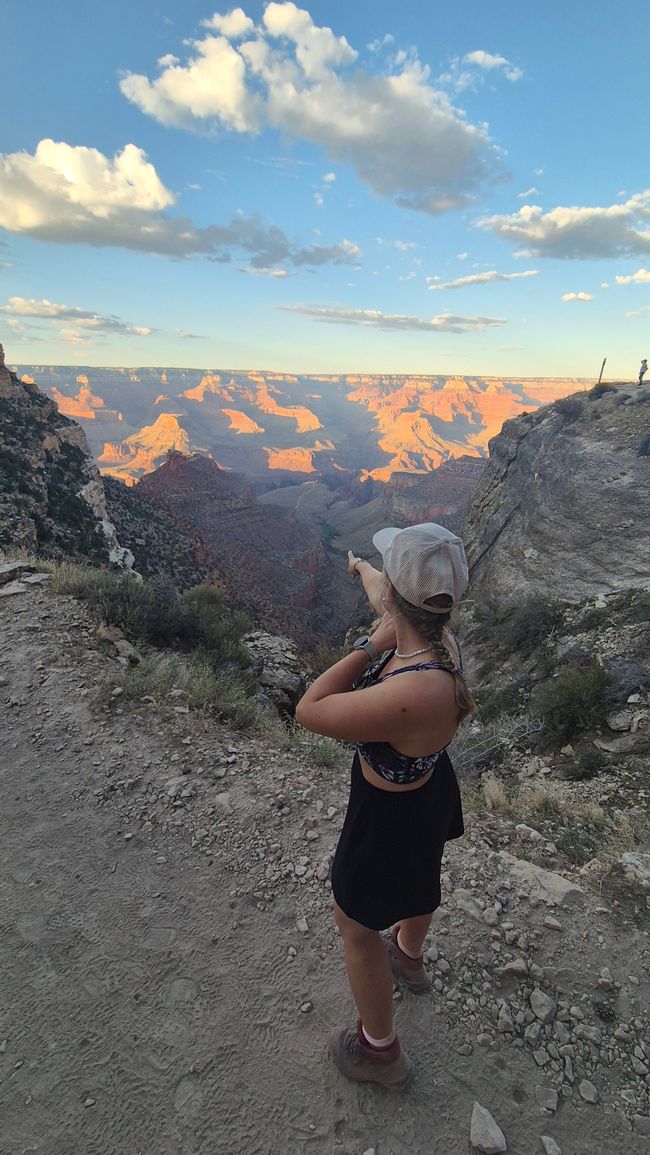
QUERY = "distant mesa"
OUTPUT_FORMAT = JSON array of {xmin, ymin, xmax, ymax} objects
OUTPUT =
[
  {"xmin": 182, "ymin": 374, "xmax": 231, "ymax": 403},
  {"xmin": 51, "ymin": 384, "xmax": 105, "ymax": 420},
  {"xmin": 99, "ymin": 413, "xmax": 210, "ymax": 483},
  {"xmin": 265, "ymin": 447, "xmax": 316, "ymax": 473},
  {"xmin": 222, "ymin": 408, "xmax": 265, "ymax": 434}
]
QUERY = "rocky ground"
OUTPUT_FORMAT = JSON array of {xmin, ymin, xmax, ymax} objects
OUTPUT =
[{"xmin": 1, "ymin": 578, "xmax": 649, "ymax": 1155}]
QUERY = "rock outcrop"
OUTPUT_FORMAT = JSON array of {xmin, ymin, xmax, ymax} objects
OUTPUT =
[
  {"xmin": 464, "ymin": 385, "xmax": 650, "ymax": 604},
  {"xmin": 0, "ymin": 345, "xmax": 133, "ymax": 566}
]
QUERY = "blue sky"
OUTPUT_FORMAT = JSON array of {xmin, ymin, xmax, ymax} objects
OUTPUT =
[{"xmin": 2, "ymin": 0, "xmax": 649, "ymax": 376}]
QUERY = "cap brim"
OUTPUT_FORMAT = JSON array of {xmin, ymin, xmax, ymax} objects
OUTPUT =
[{"xmin": 372, "ymin": 527, "xmax": 401, "ymax": 556}]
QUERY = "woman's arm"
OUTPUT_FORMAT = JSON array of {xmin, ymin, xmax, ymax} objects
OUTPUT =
[{"xmin": 347, "ymin": 551, "xmax": 384, "ymax": 616}]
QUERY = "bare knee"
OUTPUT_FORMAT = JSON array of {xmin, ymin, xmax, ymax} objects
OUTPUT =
[{"xmin": 333, "ymin": 902, "xmax": 379, "ymax": 948}]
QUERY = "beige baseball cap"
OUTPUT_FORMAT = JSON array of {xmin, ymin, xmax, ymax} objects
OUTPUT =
[{"xmin": 372, "ymin": 522, "xmax": 469, "ymax": 613}]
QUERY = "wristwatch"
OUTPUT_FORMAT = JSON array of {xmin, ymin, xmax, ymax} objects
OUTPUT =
[{"xmin": 352, "ymin": 634, "xmax": 379, "ymax": 662}]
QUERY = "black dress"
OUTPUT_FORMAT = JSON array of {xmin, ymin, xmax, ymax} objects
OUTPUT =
[{"xmin": 331, "ymin": 751, "xmax": 464, "ymax": 931}]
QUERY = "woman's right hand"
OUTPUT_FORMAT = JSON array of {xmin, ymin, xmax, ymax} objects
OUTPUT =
[{"xmin": 347, "ymin": 550, "xmax": 362, "ymax": 578}]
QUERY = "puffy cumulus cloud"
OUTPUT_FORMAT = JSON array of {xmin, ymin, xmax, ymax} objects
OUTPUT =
[
  {"xmin": 615, "ymin": 267, "xmax": 650, "ymax": 284},
  {"xmin": 561, "ymin": 292, "xmax": 593, "ymax": 301},
  {"xmin": 0, "ymin": 296, "xmax": 152, "ymax": 338},
  {"xmin": 463, "ymin": 50, "xmax": 523, "ymax": 82},
  {"xmin": 0, "ymin": 139, "xmax": 174, "ymax": 236},
  {"xmin": 478, "ymin": 190, "xmax": 650, "ymax": 259},
  {"xmin": 276, "ymin": 302, "xmax": 506, "ymax": 332},
  {"xmin": 120, "ymin": 4, "xmax": 501, "ymax": 214},
  {"xmin": 202, "ymin": 7, "xmax": 255, "ymax": 38},
  {"xmin": 0, "ymin": 140, "xmax": 360, "ymax": 270},
  {"xmin": 120, "ymin": 35, "xmax": 261, "ymax": 132},
  {"xmin": 427, "ymin": 269, "xmax": 538, "ymax": 290}
]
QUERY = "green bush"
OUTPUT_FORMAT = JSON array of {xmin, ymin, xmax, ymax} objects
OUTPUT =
[
  {"xmin": 590, "ymin": 381, "xmax": 617, "ymax": 399},
  {"xmin": 496, "ymin": 596, "xmax": 564, "ymax": 657},
  {"xmin": 554, "ymin": 397, "xmax": 583, "ymax": 423},
  {"xmin": 562, "ymin": 749, "xmax": 609, "ymax": 780},
  {"xmin": 534, "ymin": 660, "xmax": 608, "ymax": 745},
  {"xmin": 477, "ymin": 682, "xmax": 523, "ymax": 721}
]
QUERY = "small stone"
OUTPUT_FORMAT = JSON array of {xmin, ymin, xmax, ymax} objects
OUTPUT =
[
  {"xmin": 515, "ymin": 823, "xmax": 543, "ymax": 843},
  {"xmin": 500, "ymin": 957, "xmax": 529, "ymax": 980},
  {"xmin": 578, "ymin": 1079, "xmax": 599, "ymax": 1103},
  {"xmin": 598, "ymin": 967, "xmax": 614, "ymax": 991},
  {"xmin": 458, "ymin": 1044, "xmax": 473, "ymax": 1055},
  {"xmin": 300, "ymin": 1001, "xmax": 313, "ymax": 1014},
  {"xmin": 296, "ymin": 916, "xmax": 309, "ymax": 934},
  {"xmin": 214, "ymin": 792, "xmax": 233, "ymax": 816},
  {"xmin": 483, "ymin": 908, "xmax": 499, "ymax": 927},
  {"xmin": 543, "ymin": 916, "xmax": 562, "ymax": 931},
  {"xmin": 534, "ymin": 1085, "xmax": 558, "ymax": 1112},
  {"xmin": 531, "ymin": 990, "xmax": 556, "ymax": 1024},
  {"xmin": 540, "ymin": 1138, "xmax": 562, "ymax": 1155},
  {"xmin": 123, "ymin": 833, "xmax": 133, "ymax": 842},
  {"xmin": 83, "ymin": 1098, "xmax": 96, "ymax": 1107},
  {"xmin": 497, "ymin": 1006, "xmax": 515, "ymax": 1033},
  {"xmin": 470, "ymin": 1101, "xmax": 507, "ymax": 1153}
]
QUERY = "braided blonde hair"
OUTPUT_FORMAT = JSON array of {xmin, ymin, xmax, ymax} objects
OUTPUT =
[{"xmin": 390, "ymin": 586, "xmax": 475, "ymax": 723}]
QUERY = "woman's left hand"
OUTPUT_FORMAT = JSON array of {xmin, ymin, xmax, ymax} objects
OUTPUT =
[{"xmin": 369, "ymin": 611, "xmax": 397, "ymax": 653}]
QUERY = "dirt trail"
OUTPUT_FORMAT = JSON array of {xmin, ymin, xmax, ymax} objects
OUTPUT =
[{"xmin": 1, "ymin": 586, "xmax": 648, "ymax": 1155}]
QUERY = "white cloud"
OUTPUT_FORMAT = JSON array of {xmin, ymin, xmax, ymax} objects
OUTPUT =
[
  {"xmin": 202, "ymin": 7, "xmax": 256, "ymax": 38},
  {"xmin": 561, "ymin": 292, "xmax": 593, "ymax": 301},
  {"xmin": 395, "ymin": 240, "xmax": 416, "ymax": 251},
  {"xmin": 175, "ymin": 328, "xmax": 206, "ymax": 339},
  {"xmin": 0, "ymin": 139, "xmax": 361, "ymax": 269},
  {"xmin": 120, "ymin": 5, "xmax": 502, "ymax": 214},
  {"xmin": 615, "ymin": 267, "xmax": 650, "ymax": 284},
  {"xmin": 457, "ymin": 251, "xmax": 469, "ymax": 261},
  {"xmin": 479, "ymin": 190, "xmax": 650, "ymax": 259},
  {"xmin": 463, "ymin": 50, "xmax": 523, "ymax": 82},
  {"xmin": 428, "ymin": 269, "xmax": 538, "ymax": 290},
  {"xmin": 276, "ymin": 302, "xmax": 506, "ymax": 332},
  {"xmin": 517, "ymin": 186, "xmax": 539, "ymax": 199},
  {"xmin": 0, "ymin": 296, "xmax": 152, "ymax": 337},
  {"xmin": 626, "ymin": 305, "xmax": 650, "ymax": 318},
  {"xmin": 323, "ymin": 171, "xmax": 336, "ymax": 182}
]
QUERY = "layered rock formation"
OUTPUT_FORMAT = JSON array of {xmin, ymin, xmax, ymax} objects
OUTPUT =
[
  {"xmin": 0, "ymin": 345, "xmax": 132, "ymax": 565},
  {"xmin": 16, "ymin": 364, "xmax": 592, "ymax": 489},
  {"xmin": 112, "ymin": 452, "xmax": 361, "ymax": 644},
  {"xmin": 382, "ymin": 455, "xmax": 488, "ymax": 534},
  {"xmin": 464, "ymin": 385, "xmax": 650, "ymax": 604}
]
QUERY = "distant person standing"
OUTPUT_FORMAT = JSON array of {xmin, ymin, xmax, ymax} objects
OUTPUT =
[{"xmin": 639, "ymin": 359, "xmax": 648, "ymax": 386}]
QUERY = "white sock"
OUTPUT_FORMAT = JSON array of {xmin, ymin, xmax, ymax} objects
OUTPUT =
[
  {"xmin": 396, "ymin": 929, "xmax": 421, "ymax": 959},
  {"xmin": 362, "ymin": 1024, "xmax": 396, "ymax": 1049}
]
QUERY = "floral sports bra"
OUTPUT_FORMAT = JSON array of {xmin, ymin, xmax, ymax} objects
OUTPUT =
[{"xmin": 355, "ymin": 649, "xmax": 453, "ymax": 786}]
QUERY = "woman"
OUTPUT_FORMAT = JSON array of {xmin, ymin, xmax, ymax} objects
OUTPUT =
[{"xmin": 295, "ymin": 523, "xmax": 474, "ymax": 1090}]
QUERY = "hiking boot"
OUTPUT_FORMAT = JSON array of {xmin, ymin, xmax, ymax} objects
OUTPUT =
[
  {"xmin": 383, "ymin": 924, "xmax": 431, "ymax": 994},
  {"xmin": 328, "ymin": 1020, "xmax": 413, "ymax": 1090}
]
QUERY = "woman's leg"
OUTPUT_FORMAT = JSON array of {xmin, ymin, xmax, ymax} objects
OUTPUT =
[
  {"xmin": 396, "ymin": 911, "xmax": 433, "ymax": 957},
  {"xmin": 333, "ymin": 902, "xmax": 394, "ymax": 1039}
]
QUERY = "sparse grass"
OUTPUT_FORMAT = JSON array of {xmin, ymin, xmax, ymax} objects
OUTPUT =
[
  {"xmin": 554, "ymin": 396, "xmax": 584, "ymax": 423},
  {"xmin": 116, "ymin": 653, "xmax": 261, "ymax": 729},
  {"xmin": 477, "ymin": 769, "xmax": 637, "ymax": 866},
  {"xmin": 590, "ymin": 381, "xmax": 617, "ymax": 399}
]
